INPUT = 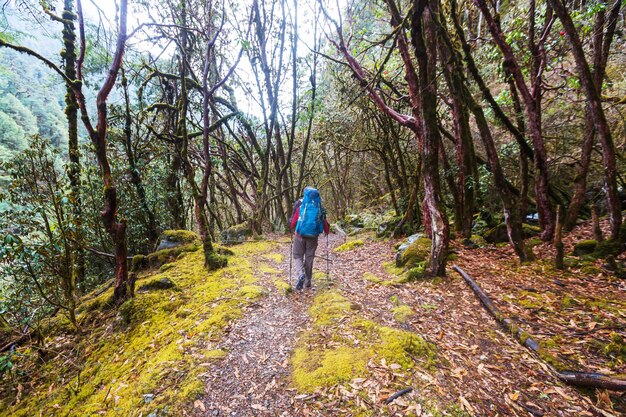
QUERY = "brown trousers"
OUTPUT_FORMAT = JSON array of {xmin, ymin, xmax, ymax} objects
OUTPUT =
[{"xmin": 292, "ymin": 234, "xmax": 318, "ymax": 286}]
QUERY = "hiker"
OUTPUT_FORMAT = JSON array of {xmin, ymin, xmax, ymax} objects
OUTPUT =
[{"xmin": 290, "ymin": 187, "xmax": 330, "ymax": 290}]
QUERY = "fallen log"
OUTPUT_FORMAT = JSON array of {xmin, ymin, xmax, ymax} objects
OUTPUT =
[{"xmin": 452, "ymin": 264, "xmax": 626, "ymax": 392}]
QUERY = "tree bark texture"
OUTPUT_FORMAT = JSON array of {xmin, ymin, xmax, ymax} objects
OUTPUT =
[{"xmin": 410, "ymin": 0, "xmax": 449, "ymax": 276}]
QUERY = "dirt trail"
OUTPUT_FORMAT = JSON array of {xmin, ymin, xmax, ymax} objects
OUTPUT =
[{"xmin": 200, "ymin": 236, "xmax": 331, "ymax": 416}]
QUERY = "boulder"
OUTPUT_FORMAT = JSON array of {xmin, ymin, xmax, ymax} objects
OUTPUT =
[
  {"xmin": 396, "ymin": 234, "xmax": 431, "ymax": 268},
  {"xmin": 572, "ymin": 239, "xmax": 597, "ymax": 256},
  {"xmin": 343, "ymin": 214, "xmax": 364, "ymax": 228},
  {"xmin": 138, "ymin": 278, "xmax": 176, "ymax": 292},
  {"xmin": 463, "ymin": 234, "xmax": 487, "ymax": 249},
  {"xmin": 220, "ymin": 222, "xmax": 252, "ymax": 245},
  {"xmin": 376, "ymin": 216, "xmax": 402, "ymax": 238},
  {"xmin": 156, "ymin": 230, "xmax": 199, "ymax": 251}
]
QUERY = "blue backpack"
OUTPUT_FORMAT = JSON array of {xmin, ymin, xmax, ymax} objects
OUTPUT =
[{"xmin": 295, "ymin": 187, "xmax": 324, "ymax": 238}]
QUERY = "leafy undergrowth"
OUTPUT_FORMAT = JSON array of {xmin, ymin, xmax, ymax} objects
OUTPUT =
[
  {"xmin": 291, "ymin": 288, "xmax": 440, "ymax": 414},
  {"xmin": 0, "ymin": 240, "xmax": 277, "ymax": 417}
]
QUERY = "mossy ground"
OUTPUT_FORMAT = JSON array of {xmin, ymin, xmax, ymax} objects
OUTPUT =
[
  {"xmin": 291, "ymin": 289, "xmax": 436, "ymax": 394},
  {"xmin": 334, "ymin": 239, "xmax": 365, "ymax": 252},
  {"xmin": 1, "ymin": 240, "xmax": 278, "ymax": 417}
]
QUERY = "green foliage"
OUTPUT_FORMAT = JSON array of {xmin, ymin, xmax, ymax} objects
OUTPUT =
[{"xmin": 0, "ymin": 136, "xmax": 78, "ymax": 331}]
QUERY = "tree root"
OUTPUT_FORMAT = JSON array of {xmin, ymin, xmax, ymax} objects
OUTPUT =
[{"xmin": 452, "ymin": 265, "xmax": 626, "ymax": 392}]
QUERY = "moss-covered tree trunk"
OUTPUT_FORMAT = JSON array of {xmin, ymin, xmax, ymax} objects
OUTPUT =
[
  {"xmin": 440, "ymin": 44, "xmax": 477, "ymax": 239},
  {"xmin": 61, "ymin": 0, "xmax": 84, "ymax": 297}
]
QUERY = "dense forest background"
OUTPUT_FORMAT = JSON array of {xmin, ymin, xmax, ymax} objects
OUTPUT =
[{"xmin": 0, "ymin": 0, "xmax": 625, "ymax": 413}]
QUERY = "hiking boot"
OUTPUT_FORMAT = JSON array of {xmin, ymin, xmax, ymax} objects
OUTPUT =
[{"xmin": 296, "ymin": 274, "xmax": 305, "ymax": 290}]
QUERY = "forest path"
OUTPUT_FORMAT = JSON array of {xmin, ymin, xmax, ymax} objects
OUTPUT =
[
  {"xmin": 199, "ymin": 234, "xmax": 340, "ymax": 416},
  {"xmin": 196, "ymin": 232, "xmax": 616, "ymax": 416}
]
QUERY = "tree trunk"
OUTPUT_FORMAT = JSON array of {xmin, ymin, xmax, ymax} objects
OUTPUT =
[
  {"xmin": 440, "ymin": 45, "xmax": 477, "ymax": 238},
  {"xmin": 62, "ymin": 0, "xmax": 85, "ymax": 293},
  {"xmin": 473, "ymin": 0, "xmax": 554, "ymax": 241},
  {"xmin": 74, "ymin": 0, "xmax": 129, "ymax": 304},
  {"xmin": 411, "ymin": 0, "xmax": 449, "ymax": 276},
  {"xmin": 555, "ymin": 205, "xmax": 564, "ymax": 270},
  {"xmin": 548, "ymin": 0, "xmax": 621, "ymax": 242}
]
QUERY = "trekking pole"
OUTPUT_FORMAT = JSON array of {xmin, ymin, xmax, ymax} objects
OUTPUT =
[
  {"xmin": 289, "ymin": 232, "xmax": 293, "ymax": 288},
  {"xmin": 326, "ymin": 233, "xmax": 330, "ymax": 286}
]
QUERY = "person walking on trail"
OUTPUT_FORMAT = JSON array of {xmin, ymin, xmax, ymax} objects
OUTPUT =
[{"xmin": 290, "ymin": 187, "xmax": 330, "ymax": 290}]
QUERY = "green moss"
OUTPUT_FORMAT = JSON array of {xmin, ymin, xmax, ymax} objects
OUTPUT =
[
  {"xmin": 517, "ymin": 290, "xmax": 545, "ymax": 309},
  {"xmin": 593, "ymin": 239, "xmax": 623, "ymax": 258},
  {"xmin": 2, "ymin": 240, "xmax": 277, "ymax": 417},
  {"xmin": 334, "ymin": 239, "xmax": 364, "ymax": 252},
  {"xmin": 214, "ymin": 244, "xmax": 235, "ymax": 256},
  {"xmin": 146, "ymin": 242, "xmax": 200, "ymax": 269},
  {"xmin": 541, "ymin": 335, "xmax": 562, "ymax": 349},
  {"xmin": 163, "ymin": 229, "xmax": 199, "ymax": 243},
  {"xmin": 237, "ymin": 285, "xmax": 266, "ymax": 300},
  {"xmin": 159, "ymin": 263, "xmax": 175, "ymax": 272},
  {"xmin": 522, "ymin": 224, "xmax": 542, "ymax": 235},
  {"xmin": 205, "ymin": 251, "xmax": 228, "ymax": 270},
  {"xmin": 383, "ymin": 261, "xmax": 405, "ymax": 276},
  {"xmin": 358, "ymin": 319, "xmax": 436, "ymax": 369},
  {"xmin": 580, "ymin": 265, "xmax": 602, "ymax": 275},
  {"xmin": 420, "ymin": 302, "xmax": 438, "ymax": 311},
  {"xmin": 292, "ymin": 345, "xmax": 372, "ymax": 392},
  {"xmin": 603, "ymin": 332, "xmax": 626, "ymax": 360},
  {"xmin": 308, "ymin": 290, "xmax": 356, "ymax": 325},
  {"xmin": 572, "ymin": 239, "xmax": 597, "ymax": 256},
  {"xmin": 138, "ymin": 277, "xmax": 177, "ymax": 292},
  {"xmin": 131, "ymin": 254, "xmax": 148, "ymax": 271},
  {"xmin": 259, "ymin": 265, "xmax": 281, "ymax": 275},
  {"xmin": 204, "ymin": 349, "xmax": 228, "ymax": 360},
  {"xmin": 537, "ymin": 347, "xmax": 567, "ymax": 372},
  {"xmin": 363, "ymin": 272, "xmax": 382, "ymax": 284},
  {"xmin": 405, "ymin": 264, "xmax": 427, "ymax": 282},
  {"xmin": 469, "ymin": 235, "xmax": 487, "ymax": 247},
  {"xmin": 263, "ymin": 253, "xmax": 284, "ymax": 263},
  {"xmin": 398, "ymin": 238, "xmax": 431, "ymax": 268},
  {"xmin": 291, "ymin": 290, "xmax": 436, "ymax": 393},
  {"xmin": 560, "ymin": 296, "xmax": 577, "ymax": 309},
  {"xmin": 392, "ymin": 305, "xmax": 413, "ymax": 323},
  {"xmin": 273, "ymin": 279, "xmax": 292, "ymax": 295}
]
